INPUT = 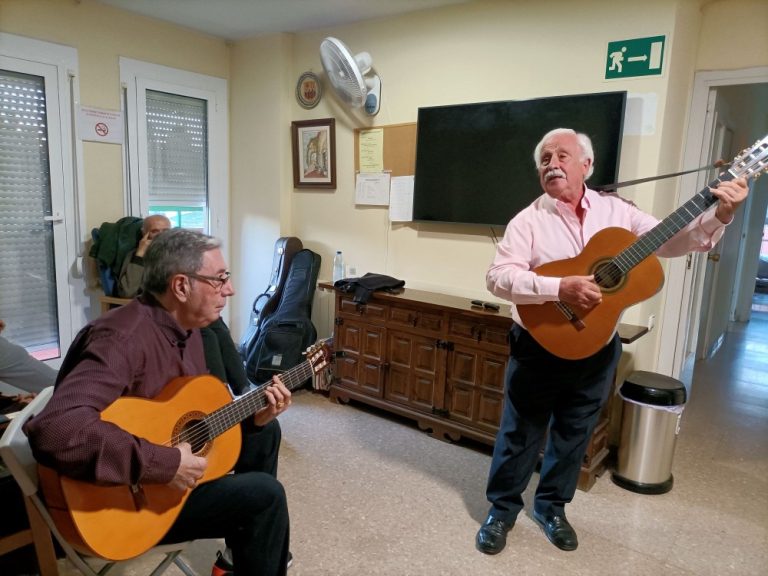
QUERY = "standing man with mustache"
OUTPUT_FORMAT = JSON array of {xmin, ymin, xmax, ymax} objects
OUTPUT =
[{"xmin": 475, "ymin": 128, "xmax": 748, "ymax": 555}]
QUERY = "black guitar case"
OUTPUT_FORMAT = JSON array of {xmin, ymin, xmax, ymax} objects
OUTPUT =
[
  {"xmin": 238, "ymin": 237, "xmax": 303, "ymax": 360},
  {"xmin": 244, "ymin": 248, "xmax": 321, "ymax": 385}
]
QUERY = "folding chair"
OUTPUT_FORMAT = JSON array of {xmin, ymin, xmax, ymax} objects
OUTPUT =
[{"xmin": 0, "ymin": 387, "xmax": 199, "ymax": 576}]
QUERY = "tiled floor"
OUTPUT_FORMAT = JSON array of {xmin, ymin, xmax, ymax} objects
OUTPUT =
[{"xmin": 55, "ymin": 303, "xmax": 768, "ymax": 576}]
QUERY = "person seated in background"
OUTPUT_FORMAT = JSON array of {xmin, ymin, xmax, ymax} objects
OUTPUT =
[
  {"xmin": 24, "ymin": 228, "xmax": 293, "ymax": 575},
  {"xmin": 116, "ymin": 214, "xmax": 172, "ymax": 298},
  {"xmin": 0, "ymin": 319, "xmax": 57, "ymax": 414}
]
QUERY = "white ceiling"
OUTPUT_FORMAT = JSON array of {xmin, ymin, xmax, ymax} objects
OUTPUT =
[{"xmin": 98, "ymin": 0, "xmax": 472, "ymax": 40}]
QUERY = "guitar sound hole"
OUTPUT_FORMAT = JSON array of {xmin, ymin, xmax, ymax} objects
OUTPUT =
[
  {"xmin": 173, "ymin": 411, "xmax": 212, "ymax": 455},
  {"xmin": 593, "ymin": 260, "xmax": 624, "ymax": 292}
]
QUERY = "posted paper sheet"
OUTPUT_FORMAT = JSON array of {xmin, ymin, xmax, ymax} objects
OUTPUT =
[
  {"xmin": 389, "ymin": 175, "xmax": 414, "ymax": 222},
  {"xmin": 355, "ymin": 172, "xmax": 390, "ymax": 206}
]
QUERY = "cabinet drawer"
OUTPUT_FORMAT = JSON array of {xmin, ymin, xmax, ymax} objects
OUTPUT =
[
  {"xmin": 448, "ymin": 314, "xmax": 511, "ymax": 353},
  {"xmin": 338, "ymin": 296, "xmax": 388, "ymax": 323},
  {"xmin": 482, "ymin": 323, "xmax": 510, "ymax": 348},
  {"xmin": 387, "ymin": 305, "xmax": 444, "ymax": 335}
]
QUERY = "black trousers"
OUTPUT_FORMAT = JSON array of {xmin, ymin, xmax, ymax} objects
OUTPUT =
[
  {"xmin": 485, "ymin": 325, "xmax": 621, "ymax": 523},
  {"xmin": 162, "ymin": 419, "xmax": 289, "ymax": 576}
]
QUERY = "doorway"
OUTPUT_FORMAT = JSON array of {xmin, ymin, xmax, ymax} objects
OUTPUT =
[{"xmin": 658, "ymin": 67, "xmax": 768, "ymax": 380}]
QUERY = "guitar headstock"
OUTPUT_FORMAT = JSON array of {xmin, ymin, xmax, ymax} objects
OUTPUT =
[
  {"xmin": 305, "ymin": 338, "xmax": 334, "ymax": 391},
  {"xmin": 729, "ymin": 134, "xmax": 768, "ymax": 182}
]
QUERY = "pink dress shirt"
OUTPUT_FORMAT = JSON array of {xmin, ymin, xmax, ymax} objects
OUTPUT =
[{"xmin": 487, "ymin": 187, "xmax": 727, "ymax": 327}]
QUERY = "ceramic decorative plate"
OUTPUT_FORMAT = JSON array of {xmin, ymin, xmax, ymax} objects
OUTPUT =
[{"xmin": 296, "ymin": 71, "xmax": 322, "ymax": 109}]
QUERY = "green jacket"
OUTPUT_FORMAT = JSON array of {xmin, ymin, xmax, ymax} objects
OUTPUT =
[{"xmin": 89, "ymin": 216, "xmax": 143, "ymax": 296}]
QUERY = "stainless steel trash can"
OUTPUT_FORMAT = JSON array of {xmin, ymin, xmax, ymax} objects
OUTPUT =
[{"xmin": 612, "ymin": 370, "xmax": 687, "ymax": 494}]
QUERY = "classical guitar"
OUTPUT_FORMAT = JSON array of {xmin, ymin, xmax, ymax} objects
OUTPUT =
[
  {"xmin": 517, "ymin": 135, "xmax": 768, "ymax": 360},
  {"xmin": 37, "ymin": 340, "xmax": 333, "ymax": 561}
]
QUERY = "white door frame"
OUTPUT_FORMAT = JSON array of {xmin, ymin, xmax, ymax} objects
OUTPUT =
[
  {"xmin": 0, "ymin": 34, "xmax": 87, "ymax": 364},
  {"xmin": 657, "ymin": 66, "xmax": 768, "ymax": 378}
]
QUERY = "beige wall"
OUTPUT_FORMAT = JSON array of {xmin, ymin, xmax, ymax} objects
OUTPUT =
[
  {"xmin": 283, "ymin": 0, "xmax": 684, "ymax": 361},
  {"xmin": 2, "ymin": 0, "xmax": 767, "ymax": 371},
  {"xmin": 697, "ymin": 0, "xmax": 768, "ymax": 70},
  {"xmin": 278, "ymin": 0, "xmax": 767, "ymax": 367},
  {"xmin": 229, "ymin": 34, "xmax": 295, "ymax": 336},
  {"xmin": 1, "ymin": 0, "xmax": 229, "ymax": 239}
]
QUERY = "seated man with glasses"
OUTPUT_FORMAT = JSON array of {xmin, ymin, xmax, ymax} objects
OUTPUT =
[
  {"xmin": 24, "ymin": 228, "xmax": 293, "ymax": 576},
  {"xmin": 117, "ymin": 222, "xmax": 291, "ymax": 572}
]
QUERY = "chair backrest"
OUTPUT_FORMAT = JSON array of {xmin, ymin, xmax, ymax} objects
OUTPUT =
[
  {"xmin": 0, "ymin": 386, "xmax": 54, "ymax": 497},
  {"xmin": 0, "ymin": 386, "xmax": 199, "ymax": 576}
]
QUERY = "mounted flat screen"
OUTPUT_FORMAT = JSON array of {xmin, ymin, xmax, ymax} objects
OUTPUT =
[{"xmin": 412, "ymin": 91, "xmax": 626, "ymax": 226}]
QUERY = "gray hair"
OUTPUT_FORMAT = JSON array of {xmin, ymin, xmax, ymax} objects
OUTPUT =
[
  {"xmin": 533, "ymin": 128, "xmax": 595, "ymax": 179},
  {"xmin": 142, "ymin": 228, "xmax": 221, "ymax": 295}
]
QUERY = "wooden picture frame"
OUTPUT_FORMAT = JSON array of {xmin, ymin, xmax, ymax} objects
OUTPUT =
[{"xmin": 291, "ymin": 118, "xmax": 336, "ymax": 189}]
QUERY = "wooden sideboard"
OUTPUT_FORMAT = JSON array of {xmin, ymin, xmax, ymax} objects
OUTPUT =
[{"xmin": 321, "ymin": 282, "xmax": 647, "ymax": 491}]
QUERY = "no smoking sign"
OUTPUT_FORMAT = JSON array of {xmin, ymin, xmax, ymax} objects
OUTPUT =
[{"xmin": 79, "ymin": 106, "xmax": 123, "ymax": 144}]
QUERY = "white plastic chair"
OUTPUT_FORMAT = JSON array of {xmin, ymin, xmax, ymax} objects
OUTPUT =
[{"xmin": 0, "ymin": 387, "xmax": 199, "ymax": 576}]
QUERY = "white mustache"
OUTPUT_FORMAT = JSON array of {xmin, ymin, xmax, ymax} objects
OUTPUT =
[{"xmin": 545, "ymin": 168, "xmax": 566, "ymax": 181}]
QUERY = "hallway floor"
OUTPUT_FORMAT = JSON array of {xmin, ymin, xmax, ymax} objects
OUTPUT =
[{"xmin": 57, "ymin": 306, "xmax": 768, "ymax": 576}]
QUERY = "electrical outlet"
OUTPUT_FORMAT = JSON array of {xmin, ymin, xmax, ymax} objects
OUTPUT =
[
  {"xmin": 348, "ymin": 265, "xmax": 357, "ymax": 277},
  {"xmin": 648, "ymin": 314, "xmax": 655, "ymax": 331}
]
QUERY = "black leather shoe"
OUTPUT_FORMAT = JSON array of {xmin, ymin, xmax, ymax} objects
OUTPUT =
[
  {"xmin": 475, "ymin": 514, "xmax": 514, "ymax": 555},
  {"xmin": 532, "ymin": 510, "xmax": 578, "ymax": 551}
]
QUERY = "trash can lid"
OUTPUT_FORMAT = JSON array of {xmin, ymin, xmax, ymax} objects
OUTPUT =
[{"xmin": 620, "ymin": 370, "xmax": 687, "ymax": 406}]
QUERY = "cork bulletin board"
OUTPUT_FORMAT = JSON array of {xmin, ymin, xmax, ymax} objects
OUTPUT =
[{"xmin": 353, "ymin": 122, "xmax": 417, "ymax": 177}]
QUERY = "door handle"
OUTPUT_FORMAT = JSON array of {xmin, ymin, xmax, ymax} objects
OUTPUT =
[{"xmin": 43, "ymin": 214, "xmax": 64, "ymax": 223}]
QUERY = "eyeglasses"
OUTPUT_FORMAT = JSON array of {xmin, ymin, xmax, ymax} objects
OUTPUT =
[{"xmin": 184, "ymin": 270, "xmax": 232, "ymax": 292}]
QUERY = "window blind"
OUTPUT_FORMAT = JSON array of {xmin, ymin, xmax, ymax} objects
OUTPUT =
[
  {"xmin": 146, "ymin": 90, "xmax": 208, "ymax": 207},
  {"xmin": 0, "ymin": 69, "xmax": 59, "ymax": 351}
]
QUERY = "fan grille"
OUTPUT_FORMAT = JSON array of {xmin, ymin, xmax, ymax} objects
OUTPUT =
[{"xmin": 320, "ymin": 38, "xmax": 366, "ymax": 107}]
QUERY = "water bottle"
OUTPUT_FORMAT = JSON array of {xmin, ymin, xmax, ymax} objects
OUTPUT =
[{"xmin": 332, "ymin": 251, "xmax": 344, "ymax": 283}]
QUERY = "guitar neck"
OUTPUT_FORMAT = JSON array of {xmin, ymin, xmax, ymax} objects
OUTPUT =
[
  {"xmin": 612, "ymin": 170, "xmax": 732, "ymax": 273},
  {"xmin": 201, "ymin": 359, "xmax": 313, "ymax": 440}
]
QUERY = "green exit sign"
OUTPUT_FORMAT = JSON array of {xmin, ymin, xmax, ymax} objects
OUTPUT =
[{"xmin": 605, "ymin": 36, "xmax": 665, "ymax": 79}]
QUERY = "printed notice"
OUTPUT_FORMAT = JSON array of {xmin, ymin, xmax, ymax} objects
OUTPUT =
[
  {"xmin": 355, "ymin": 172, "xmax": 390, "ymax": 206},
  {"xmin": 79, "ymin": 106, "xmax": 124, "ymax": 144},
  {"xmin": 359, "ymin": 128, "xmax": 384, "ymax": 172},
  {"xmin": 389, "ymin": 175, "xmax": 414, "ymax": 222}
]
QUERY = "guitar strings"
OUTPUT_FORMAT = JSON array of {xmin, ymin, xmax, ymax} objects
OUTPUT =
[
  {"xmin": 159, "ymin": 352, "xmax": 319, "ymax": 450},
  {"xmin": 184, "ymin": 359, "xmax": 313, "ymax": 447},
  {"xmin": 552, "ymin": 138, "xmax": 767, "ymax": 322},
  {"xmin": 610, "ymin": 150, "xmax": 766, "ymax": 281},
  {"xmin": 604, "ymin": 177, "xmax": 723, "ymax": 285},
  {"xmin": 163, "ymin": 361, "xmax": 312, "ymax": 449},
  {"xmin": 552, "ymin": 178, "xmax": 720, "ymax": 322}
]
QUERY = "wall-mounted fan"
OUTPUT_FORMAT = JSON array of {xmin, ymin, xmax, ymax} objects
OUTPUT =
[{"xmin": 319, "ymin": 37, "xmax": 381, "ymax": 116}]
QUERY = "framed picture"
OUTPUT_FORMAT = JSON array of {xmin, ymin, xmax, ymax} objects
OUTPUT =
[{"xmin": 291, "ymin": 118, "xmax": 336, "ymax": 189}]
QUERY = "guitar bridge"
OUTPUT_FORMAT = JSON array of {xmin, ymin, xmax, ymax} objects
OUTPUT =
[
  {"xmin": 555, "ymin": 302, "xmax": 586, "ymax": 331},
  {"xmin": 130, "ymin": 483, "xmax": 147, "ymax": 511}
]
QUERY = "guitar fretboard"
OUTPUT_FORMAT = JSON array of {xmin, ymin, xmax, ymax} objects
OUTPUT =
[
  {"xmin": 610, "ymin": 171, "xmax": 730, "ymax": 276},
  {"xmin": 609, "ymin": 134, "xmax": 768, "ymax": 277},
  {"xmin": 202, "ymin": 360, "xmax": 313, "ymax": 440}
]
